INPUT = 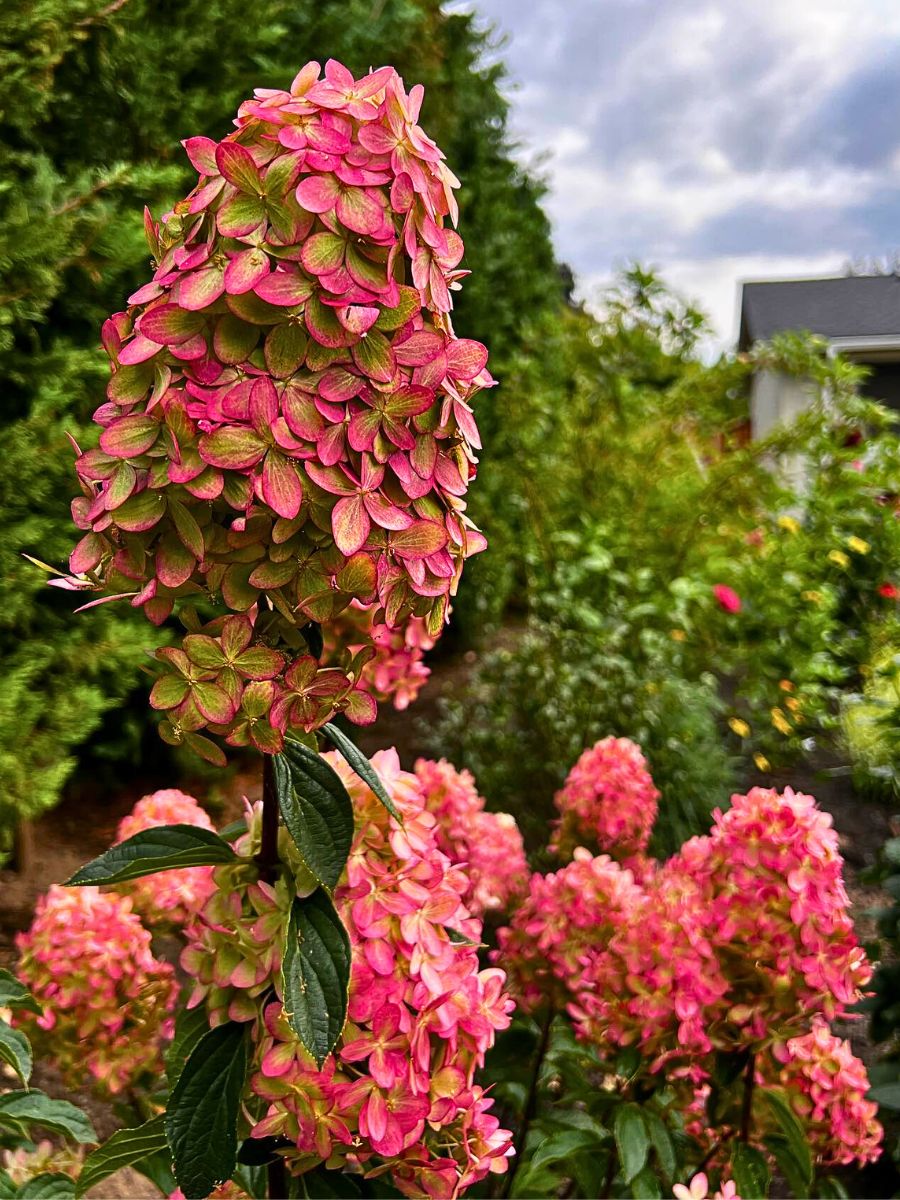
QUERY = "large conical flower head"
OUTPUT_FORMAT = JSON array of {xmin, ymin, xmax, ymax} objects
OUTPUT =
[{"xmin": 66, "ymin": 60, "xmax": 491, "ymax": 763}]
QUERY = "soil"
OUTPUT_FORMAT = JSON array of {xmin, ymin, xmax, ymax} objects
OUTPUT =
[{"xmin": 1, "ymin": 650, "xmax": 898, "ymax": 1197}]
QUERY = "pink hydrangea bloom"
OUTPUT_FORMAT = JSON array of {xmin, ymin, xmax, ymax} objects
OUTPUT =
[
  {"xmin": 115, "ymin": 788, "xmax": 216, "ymax": 924},
  {"xmin": 14, "ymin": 885, "xmax": 176, "ymax": 1094},
  {"xmin": 178, "ymin": 749, "xmax": 515, "ymax": 1195},
  {"xmin": 324, "ymin": 600, "xmax": 437, "ymax": 711},
  {"xmin": 64, "ymin": 61, "xmax": 493, "ymax": 762},
  {"xmin": 550, "ymin": 736, "xmax": 659, "ymax": 861},
  {"xmin": 495, "ymin": 848, "xmax": 644, "ymax": 1014},
  {"xmin": 496, "ymin": 776, "xmax": 880, "ymax": 1171},
  {"xmin": 414, "ymin": 758, "xmax": 528, "ymax": 916},
  {"xmin": 769, "ymin": 1021, "xmax": 882, "ymax": 1165}
]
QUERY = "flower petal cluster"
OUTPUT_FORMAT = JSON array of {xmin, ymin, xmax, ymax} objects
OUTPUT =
[
  {"xmin": 496, "ymin": 759, "xmax": 880, "ymax": 1169},
  {"xmin": 65, "ymin": 60, "xmax": 491, "ymax": 761},
  {"xmin": 180, "ymin": 805, "xmax": 317, "ymax": 1024},
  {"xmin": 179, "ymin": 748, "xmax": 514, "ymax": 1196},
  {"xmin": 2, "ymin": 1142, "xmax": 83, "ymax": 1189},
  {"xmin": 550, "ymin": 736, "xmax": 659, "ymax": 861},
  {"xmin": 247, "ymin": 749, "xmax": 514, "ymax": 1195},
  {"xmin": 769, "ymin": 1021, "xmax": 882, "ymax": 1165},
  {"xmin": 324, "ymin": 599, "xmax": 437, "ymax": 710},
  {"xmin": 115, "ymin": 788, "xmax": 216, "ymax": 924},
  {"xmin": 414, "ymin": 758, "xmax": 528, "ymax": 916},
  {"xmin": 14, "ymin": 885, "xmax": 176, "ymax": 1094},
  {"xmin": 494, "ymin": 848, "xmax": 644, "ymax": 1014}
]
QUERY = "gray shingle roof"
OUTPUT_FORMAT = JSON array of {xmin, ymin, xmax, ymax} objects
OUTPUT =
[{"xmin": 738, "ymin": 274, "xmax": 900, "ymax": 350}]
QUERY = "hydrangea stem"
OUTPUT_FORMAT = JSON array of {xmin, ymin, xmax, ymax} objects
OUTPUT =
[
  {"xmin": 257, "ymin": 754, "xmax": 280, "ymax": 884},
  {"xmin": 502, "ymin": 1008, "xmax": 553, "ymax": 1198}
]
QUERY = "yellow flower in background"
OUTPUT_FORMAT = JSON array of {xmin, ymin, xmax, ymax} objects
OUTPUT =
[
  {"xmin": 779, "ymin": 679, "xmax": 795, "ymax": 692},
  {"xmin": 785, "ymin": 696, "xmax": 801, "ymax": 714},
  {"xmin": 670, "ymin": 629, "xmax": 687, "ymax": 642},
  {"xmin": 847, "ymin": 536, "xmax": 870, "ymax": 555},
  {"xmin": 728, "ymin": 717, "xmax": 750, "ymax": 738},
  {"xmin": 778, "ymin": 515, "xmax": 800, "ymax": 534},
  {"xmin": 771, "ymin": 707, "xmax": 792, "ymax": 735},
  {"xmin": 754, "ymin": 752, "xmax": 770, "ymax": 772},
  {"xmin": 801, "ymin": 590, "xmax": 823, "ymax": 604},
  {"xmin": 828, "ymin": 550, "xmax": 850, "ymax": 568}
]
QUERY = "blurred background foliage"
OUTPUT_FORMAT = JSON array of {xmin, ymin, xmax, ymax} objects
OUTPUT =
[{"xmin": 1, "ymin": 0, "xmax": 899, "ymax": 862}]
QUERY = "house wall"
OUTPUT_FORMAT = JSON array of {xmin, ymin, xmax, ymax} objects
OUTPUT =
[{"xmin": 750, "ymin": 370, "xmax": 819, "ymax": 439}]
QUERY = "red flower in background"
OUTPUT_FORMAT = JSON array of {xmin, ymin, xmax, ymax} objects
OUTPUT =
[
  {"xmin": 713, "ymin": 584, "xmax": 742, "ymax": 613},
  {"xmin": 879, "ymin": 582, "xmax": 899, "ymax": 600}
]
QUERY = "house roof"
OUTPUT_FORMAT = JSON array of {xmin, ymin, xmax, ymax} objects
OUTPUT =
[{"xmin": 738, "ymin": 273, "xmax": 900, "ymax": 351}]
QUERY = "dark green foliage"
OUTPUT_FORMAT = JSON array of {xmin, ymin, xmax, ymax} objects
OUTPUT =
[{"xmin": 0, "ymin": 0, "xmax": 560, "ymax": 837}]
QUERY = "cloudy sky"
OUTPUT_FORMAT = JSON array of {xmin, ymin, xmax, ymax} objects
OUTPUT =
[{"xmin": 460, "ymin": 0, "xmax": 900, "ymax": 348}]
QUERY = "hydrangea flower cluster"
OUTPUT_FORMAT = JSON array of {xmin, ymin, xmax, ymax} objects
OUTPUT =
[
  {"xmin": 115, "ymin": 788, "xmax": 217, "ymax": 925},
  {"xmin": 413, "ymin": 758, "xmax": 529, "ymax": 916},
  {"xmin": 494, "ymin": 848, "xmax": 644, "ymax": 1013},
  {"xmin": 768, "ymin": 1021, "xmax": 881, "ymax": 1165},
  {"xmin": 181, "ymin": 804, "xmax": 317, "ymax": 1024},
  {"xmin": 497, "ymin": 768, "xmax": 880, "ymax": 1169},
  {"xmin": 14, "ymin": 885, "xmax": 176, "ymax": 1094},
  {"xmin": 63, "ymin": 60, "xmax": 491, "ymax": 763},
  {"xmin": 2, "ymin": 1142, "xmax": 83, "ymax": 1190},
  {"xmin": 323, "ymin": 599, "xmax": 437, "ymax": 710},
  {"xmin": 177, "ymin": 749, "xmax": 514, "ymax": 1196},
  {"xmin": 550, "ymin": 736, "xmax": 659, "ymax": 862}
]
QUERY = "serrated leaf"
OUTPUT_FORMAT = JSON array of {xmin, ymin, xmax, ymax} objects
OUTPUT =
[
  {"xmin": 0, "ymin": 1019, "xmax": 31, "ymax": 1084},
  {"xmin": 0, "ymin": 969, "xmax": 41, "ymax": 1015},
  {"xmin": 282, "ymin": 891, "xmax": 351, "ymax": 1068},
  {"xmin": 321, "ymin": 723, "xmax": 401, "ymax": 821},
  {"xmin": 761, "ymin": 1089, "xmax": 812, "ymax": 1195},
  {"xmin": 644, "ymin": 1111, "xmax": 676, "ymax": 1181},
  {"xmin": 17, "ymin": 1175, "xmax": 75, "ymax": 1199},
  {"xmin": 65, "ymin": 825, "xmax": 236, "ymax": 886},
  {"xmin": 166, "ymin": 1005, "xmax": 212, "ymax": 1087},
  {"xmin": 731, "ymin": 1141, "xmax": 770, "ymax": 1199},
  {"xmin": 275, "ymin": 744, "xmax": 354, "ymax": 891},
  {"xmin": 166, "ymin": 1022, "xmax": 248, "ymax": 1200},
  {"xmin": 614, "ymin": 1103, "xmax": 649, "ymax": 1184},
  {"xmin": 76, "ymin": 1115, "xmax": 167, "ymax": 1198},
  {"xmin": 0, "ymin": 1091, "xmax": 96, "ymax": 1143}
]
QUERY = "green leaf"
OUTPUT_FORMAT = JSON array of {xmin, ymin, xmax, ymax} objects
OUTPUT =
[
  {"xmin": 614, "ymin": 1103, "xmax": 649, "ymax": 1184},
  {"xmin": 0, "ymin": 969, "xmax": 41, "ymax": 1015},
  {"xmin": 644, "ymin": 1110, "xmax": 676, "ymax": 1181},
  {"xmin": 761, "ymin": 1089, "xmax": 812, "ymax": 1196},
  {"xmin": 282, "ymin": 891, "xmax": 351, "ymax": 1068},
  {"xmin": 514, "ymin": 1129, "xmax": 601, "ymax": 1195},
  {"xmin": 65, "ymin": 825, "xmax": 236, "ymax": 886},
  {"xmin": 868, "ymin": 1081, "xmax": 900, "ymax": 1110},
  {"xmin": 0, "ymin": 1019, "xmax": 31, "ymax": 1084},
  {"xmin": 166, "ymin": 1022, "xmax": 249, "ymax": 1200},
  {"xmin": 0, "ymin": 1091, "xmax": 96, "ymax": 1143},
  {"xmin": 731, "ymin": 1141, "xmax": 770, "ymax": 1199},
  {"xmin": 276, "ymin": 743, "xmax": 354, "ymax": 891},
  {"xmin": 17, "ymin": 1176, "xmax": 76, "ymax": 1199},
  {"xmin": 321, "ymin": 723, "xmax": 401, "ymax": 821},
  {"xmin": 76, "ymin": 1115, "xmax": 167, "ymax": 1198},
  {"xmin": 630, "ymin": 1166, "xmax": 663, "ymax": 1199},
  {"xmin": 166, "ymin": 1005, "xmax": 212, "ymax": 1087},
  {"xmin": 131, "ymin": 1149, "xmax": 177, "ymax": 1198},
  {"xmin": 816, "ymin": 1176, "xmax": 850, "ymax": 1199}
]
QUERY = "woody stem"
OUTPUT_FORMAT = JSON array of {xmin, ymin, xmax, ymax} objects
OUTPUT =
[{"xmin": 257, "ymin": 754, "xmax": 280, "ymax": 884}]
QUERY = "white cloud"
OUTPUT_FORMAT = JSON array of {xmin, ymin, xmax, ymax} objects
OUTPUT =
[{"xmin": 462, "ymin": 0, "xmax": 900, "ymax": 348}]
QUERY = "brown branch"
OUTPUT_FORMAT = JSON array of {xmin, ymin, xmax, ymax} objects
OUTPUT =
[{"xmin": 256, "ymin": 755, "xmax": 280, "ymax": 884}]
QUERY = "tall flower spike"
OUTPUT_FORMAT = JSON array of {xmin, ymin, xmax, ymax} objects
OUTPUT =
[{"xmin": 65, "ymin": 61, "xmax": 493, "ymax": 763}]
